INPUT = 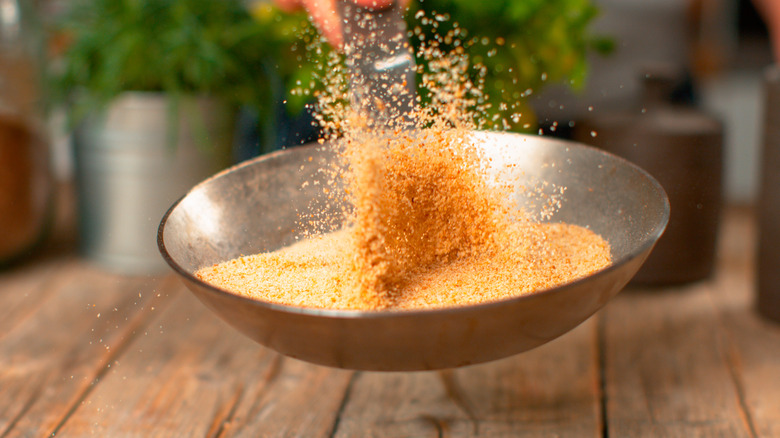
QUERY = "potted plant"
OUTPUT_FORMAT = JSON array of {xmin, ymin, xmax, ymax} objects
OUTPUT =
[
  {"xmin": 49, "ymin": 0, "xmax": 306, "ymax": 273},
  {"xmin": 50, "ymin": 0, "xmax": 604, "ymax": 273}
]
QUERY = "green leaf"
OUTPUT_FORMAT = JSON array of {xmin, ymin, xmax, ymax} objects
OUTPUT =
[{"xmin": 49, "ymin": 0, "xmax": 304, "ymax": 127}]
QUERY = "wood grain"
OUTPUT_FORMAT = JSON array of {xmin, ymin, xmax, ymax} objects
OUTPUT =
[
  {"xmin": 602, "ymin": 285, "xmax": 752, "ymax": 437},
  {"xmin": 55, "ymin": 287, "xmax": 353, "ymax": 437},
  {"xmin": 333, "ymin": 317, "xmax": 601, "ymax": 437},
  {"xmin": 709, "ymin": 208, "xmax": 780, "ymax": 438},
  {"xmin": 0, "ymin": 267, "xmax": 175, "ymax": 437},
  {"xmin": 0, "ymin": 256, "xmax": 71, "ymax": 343},
  {"xmin": 601, "ymin": 209, "xmax": 758, "ymax": 437},
  {"xmin": 2, "ymin": 207, "xmax": 780, "ymax": 437}
]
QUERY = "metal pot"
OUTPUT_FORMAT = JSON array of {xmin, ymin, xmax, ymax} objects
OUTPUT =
[
  {"xmin": 158, "ymin": 132, "xmax": 670, "ymax": 370},
  {"xmin": 73, "ymin": 93, "xmax": 235, "ymax": 274}
]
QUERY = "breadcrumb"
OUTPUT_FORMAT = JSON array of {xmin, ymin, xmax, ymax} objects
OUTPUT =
[{"xmin": 195, "ymin": 12, "xmax": 611, "ymax": 311}]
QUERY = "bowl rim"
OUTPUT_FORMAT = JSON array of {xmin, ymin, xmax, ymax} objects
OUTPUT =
[{"xmin": 157, "ymin": 133, "xmax": 670, "ymax": 320}]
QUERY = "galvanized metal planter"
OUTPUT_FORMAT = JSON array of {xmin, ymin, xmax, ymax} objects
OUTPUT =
[{"xmin": 73, "ymin": 93, "xmax": 235, "ymax": 274}]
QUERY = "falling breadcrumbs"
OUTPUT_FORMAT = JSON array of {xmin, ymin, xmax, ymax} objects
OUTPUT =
[
  {"xmin": 195, "ymin": 15, "xmax": 612, "ymax": 310},
  {"xmin": 196, "ymin": 126, "xmax": 612, "ymax": 311}
]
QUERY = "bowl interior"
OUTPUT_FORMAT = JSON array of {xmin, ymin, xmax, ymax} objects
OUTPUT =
[{"xmin": 158, "ymin": 132, "xmax": 669, "ymax": 370}]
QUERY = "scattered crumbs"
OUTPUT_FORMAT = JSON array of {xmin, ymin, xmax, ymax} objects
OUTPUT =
[{"xmin": 195, "ymin": 10, "xmax": 611, "ymax": 311}]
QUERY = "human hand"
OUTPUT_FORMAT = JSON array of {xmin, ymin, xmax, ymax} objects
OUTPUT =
[{"xmin": 275, "ymin": 0, "xmax": 410, "ymax": 48}]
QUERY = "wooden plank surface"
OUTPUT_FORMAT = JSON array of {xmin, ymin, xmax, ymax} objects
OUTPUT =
[
  {"xmin": 2, "ymin": 207, "xmax": 780, "ymax": 437},
  {"xmin": 710, "ymin": 208, "xmax": 780, "ymax": 438},
  {"xmin": 334, "ymin": 318, "xmax": 601, "ymax": 437},
  {"xmin": 53, "ymin": 282, "xmax": 601, "ymax": 437},
  {"xmin": 55, "ymin": 288, "xmax": 353, "ymax": 437},
  {"xmin": 0, "ymin": 188, "xmax": 78, "ymax": 343},
  {"xmin": 600, "ymin": 208, "xmax": 773, "ymax": 438},
  {"xmin": 0, "ymin": 265, "xmax": 174, "ymax": 437},
  {"xmin": 0, "ymin": 255, "xmax": 71, "ymax": 344},
  {"xmin": 602, "ymin": 284, "xmax": 753, "ymax": 437}
]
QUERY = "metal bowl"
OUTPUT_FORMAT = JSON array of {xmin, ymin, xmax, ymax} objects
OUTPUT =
[{"xmin": 158, "ymin": 132, "xmax": 669, "ymax": 371}]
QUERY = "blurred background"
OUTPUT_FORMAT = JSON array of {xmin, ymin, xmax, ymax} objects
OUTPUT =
[{"xmin": 0, "ymin": 0, "xmax": 775, "ymax": 275}]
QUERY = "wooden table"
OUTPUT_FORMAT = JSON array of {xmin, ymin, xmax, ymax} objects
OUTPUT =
[{"xmin": 2, "ymin": 205, "xmax": 779, "ymax": 437}]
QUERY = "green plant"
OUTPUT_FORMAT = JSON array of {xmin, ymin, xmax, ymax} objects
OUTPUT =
[
  {"xmin": 404, "ymin": 0, "xmax": 610, "ymax": 130},
  {"xmin": 51, "ymin": 0, "xmax": 607, "ymax": 140},
  {"xmin": 49, "ymin": 0, "xmax": 309, "ymax": 130},
  {"xmin": 276, "ymin": 0, "xmax": 609, "ymax": 132}
]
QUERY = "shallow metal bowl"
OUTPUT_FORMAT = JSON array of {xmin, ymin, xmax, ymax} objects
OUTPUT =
[{"xmin": 158, "ymin": 132, "xmax": 669, "ymax": 371}]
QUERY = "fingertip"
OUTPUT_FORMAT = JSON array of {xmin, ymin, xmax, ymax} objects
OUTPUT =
[
  {"xmin": 351, "ymin": 0, "xmax": 398, "ymax": 10},
  {"xmin": 309, "ymin": 0, "xmax": 344, "ymax": 49},
  {"xmin": 326, "ymin": 28, "xmax": 344, "ymax": 50},
  {"xmin": 275, "ymin": 0, "xmax": 302, "ymax": 12}
]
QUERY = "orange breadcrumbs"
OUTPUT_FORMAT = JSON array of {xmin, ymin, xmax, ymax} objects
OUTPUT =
[
  {"xmin": 194, "ymin": 16, "xmax": 612, "ymax": 310},
  {"xmin": 196, "ymin": 223, "xmax": 611, "ymax": 310},
  {"xmin": 195, "ymin": 127, "xmax": 612, "ymax": 311}
]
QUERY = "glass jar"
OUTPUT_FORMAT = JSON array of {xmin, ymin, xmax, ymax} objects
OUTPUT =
[{"xmin": 0, "ymin": 0, "xmax": 52, "ymax": 264}]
